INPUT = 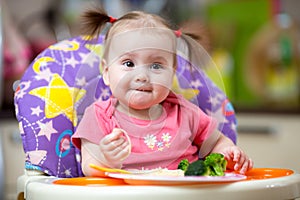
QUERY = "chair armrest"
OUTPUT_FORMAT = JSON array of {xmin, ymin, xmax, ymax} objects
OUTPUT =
[{"xmin": 17, "ymin": 170, "xmax": 53, "ymax": 200}]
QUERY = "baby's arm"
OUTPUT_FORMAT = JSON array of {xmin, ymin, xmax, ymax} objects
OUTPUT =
[
  {"xmin": 211, "ymin": 134, "xmax": 253, "ymax": 174},
  {"xmin": 81, "ymin": 128, "xmax": 131, "ymax": 177}
]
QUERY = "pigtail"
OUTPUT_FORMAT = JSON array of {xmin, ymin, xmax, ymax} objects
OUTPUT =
[
  {"xmin": 176, "ymin": 31, "xmax": 211, "ymax": 70},
  {"xmin": 179, "ymin": 19, "xmax": 211, "ymax": 52},
  {"xmin": 80, "ymin": 6, "xmax": 111, "ymax": 38},
  {"xmin": 184, "ymin": 33, "xmax": 202, "ymax": 44}
]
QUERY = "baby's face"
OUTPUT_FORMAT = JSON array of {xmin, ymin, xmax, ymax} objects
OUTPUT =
[{"xmin": 103, "ymin": 48, "xmax": 175, "ymax": 110}]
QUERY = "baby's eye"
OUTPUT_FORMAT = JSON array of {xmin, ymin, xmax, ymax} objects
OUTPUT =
[
  {"xmin": 150, "ymin": 63, "xmax": 163, "ymax": 70},
  {"xmin": 123, "ymin": 61, "xmax": 135, "ymax": 68}
]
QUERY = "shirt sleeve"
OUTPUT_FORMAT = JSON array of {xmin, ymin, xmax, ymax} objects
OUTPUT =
[
  {"xmin": 191, "ymin": 106, "xmax": 217, "ymax": 142},
  {"xmin": 71, "ymin": 104, "xmax": 103, "ymax": 149},
  {"xmin": 192, "ymin": 107, "xmax": 220, "ymax": 158},
  {"xmin": 175, "ymin": 94, "xmax": 218, "ymax": 148}
]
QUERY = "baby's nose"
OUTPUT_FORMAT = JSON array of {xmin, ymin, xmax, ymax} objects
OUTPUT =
[{"xmin": 134, "ymin": 67, "xmax": 149, "ymax": 82}]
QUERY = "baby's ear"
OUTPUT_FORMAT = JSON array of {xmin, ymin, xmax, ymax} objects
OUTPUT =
[{"xmin": 101, "ymin": 59, "xmax": 110, "ymax": 86}]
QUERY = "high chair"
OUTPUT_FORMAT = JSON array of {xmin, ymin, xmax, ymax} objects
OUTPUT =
[{"xmin": 14, "ymin": 35, "xmax": 300, "ymax": 200}]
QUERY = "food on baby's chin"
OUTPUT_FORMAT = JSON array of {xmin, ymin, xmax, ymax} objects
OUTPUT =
[{"xmin": 178, "ymin": 153, "xmax": 227, "ymax": 176}]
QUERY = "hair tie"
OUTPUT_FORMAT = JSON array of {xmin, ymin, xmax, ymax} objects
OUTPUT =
[
  {"xmin": 174, "ymin": 29, "xmax": 182, "ymax": 37},
  {"xmin": 109, "ymin": 16, "xmax": 117, "ymax": 23}
]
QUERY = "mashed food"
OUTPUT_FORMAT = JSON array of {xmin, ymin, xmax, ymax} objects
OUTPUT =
[{"xmin": 132, "ymin": 168, "xmax": 185, "ymax": 177}]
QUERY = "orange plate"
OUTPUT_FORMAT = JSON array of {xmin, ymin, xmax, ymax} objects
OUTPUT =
[
  {"xmin": 245, "ymin": 168, "xmax": 294, "ymax": 180},
  {"xmin": 53, "ymin": 177, "xmax": 126, "ymax": 186},
  {"xmin": 53, "ymin": 168, "xmax": 294, "ymax": 186}
]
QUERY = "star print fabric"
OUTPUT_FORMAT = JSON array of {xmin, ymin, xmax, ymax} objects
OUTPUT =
[{"xmin": 14, "ymin": 36, "xmax": 105, "ymax": 177}]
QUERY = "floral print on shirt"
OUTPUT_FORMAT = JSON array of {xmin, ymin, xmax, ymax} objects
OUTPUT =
[{"xmin": 144, "ymin": 132, "xmax": 172, "ymax": 151}]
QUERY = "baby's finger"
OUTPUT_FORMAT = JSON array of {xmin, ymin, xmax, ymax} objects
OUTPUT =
[
  {"xmin": 219, "ymin": 151, "xmax": 231, "ymax": 161},
  {"xmin": 248, "ymin": 158, "xmax": 254, "ymax": 169},
  {"xmin": 117, "ymin": 143, "xmax": 132, "ymax": 161},
  {"xmin": 239, "ymin": 159, "xmax": 252, "ymax": 174},
  {"xmin": 108, "ymin": 141, "xmax": 131, "ymax": 160},
  {"xmin": 109, "ymin": 137, "xmax": 126, "ymax": 149},
  {"xmin": 102, "ymin": 128, "xmax": 125, "ymax": 145},
  {"xmin": 234, "ymin": 152, "xmax": 246, "ymax": 171},
  {"xmin": 232, "ymin": 148, "xmax": 241, "ymax": 162}
]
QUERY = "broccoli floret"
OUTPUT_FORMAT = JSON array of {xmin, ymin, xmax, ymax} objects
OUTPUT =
[
  {"xmin": 184, "ymin": 160, "xmax": 210, "ymax": 176},
  {"xmin": 204, "ymin": 153, "xmax": 227, "ymax": 176},
  {"xmin": 178, "ymin": 153, "xmax": 227, "ymax": 177},
  {"xmin": 177, "ymin": 159, "xmax": 190, "ymax": 172}
]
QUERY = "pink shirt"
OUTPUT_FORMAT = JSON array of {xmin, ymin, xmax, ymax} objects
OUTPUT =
[{"xmin": 72, "ymin": 92, "xmax": 217, "ymax": 170}]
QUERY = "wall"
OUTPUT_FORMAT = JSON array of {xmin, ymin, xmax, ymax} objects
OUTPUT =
[{"xmin": 237, "ymin": 114, "xmax": 300, "ymax": 173}]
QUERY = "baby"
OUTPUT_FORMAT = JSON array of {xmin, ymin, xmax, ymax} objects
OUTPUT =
[{"xmin": 72, "ymin": 7, "xmax": 253, "ymax": 177}]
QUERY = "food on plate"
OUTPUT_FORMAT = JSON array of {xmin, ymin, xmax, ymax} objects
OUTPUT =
[
  {"xmin": 140, "ymin": 168, "xmax": 184, "ymax": 177},
  {"xmin": 177, "ymin": 159, "xmax": 189, "ymax": 172},
  {"xmin": 204, "ymin": 153, "xmax": 227, "ymax": 176},
  {"xmin": 178, "ymin": 153, "xmax": 227, "ymax": 176},
  {"xmin": 184, "ymin": 160, "xmax": 210, "ymax": 176},
  {"xmin": 90, "ymin": 153, "xmax": 227, "ymax": 177}
]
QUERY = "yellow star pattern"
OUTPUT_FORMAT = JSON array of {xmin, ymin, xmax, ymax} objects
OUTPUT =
[
  {"xmin": 49, "ymin": 40, "xmax": 80, "ymax": 51},
  {"xmin": 81, "ymin": 35, "xmax": 94, "ymax": 41},
  {"xmin": 29, "ymin": 74, "xmax": 86, "ymax": 126},
  {"xmin": 85, "ymin": 43, "xmax": 103, "ymax": 57},
  {"xmin": 171, "ymin": 75, "xmax": 199, "ymax": 100},
  {"xmin": 85, "ymin": 43, "xmax": 104, "ymax": 73}
]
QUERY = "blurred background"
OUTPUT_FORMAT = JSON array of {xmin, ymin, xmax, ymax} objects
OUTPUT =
[
  {"xmin": 0, "ymin": 0, "xmax": 299, "ymax": 199},
  {"xmin": 1, "ymin": 0, "xmax": 299, "ymax": 114}
]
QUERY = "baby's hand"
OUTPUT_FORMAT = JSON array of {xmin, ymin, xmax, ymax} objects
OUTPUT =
[
  {"xmin": 220, "ymin": 146, "xmax": 253, "ymax": 174},
  {"xmin": 99, "ymin": 128, "xmax": 131, "ymax": 168}
]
